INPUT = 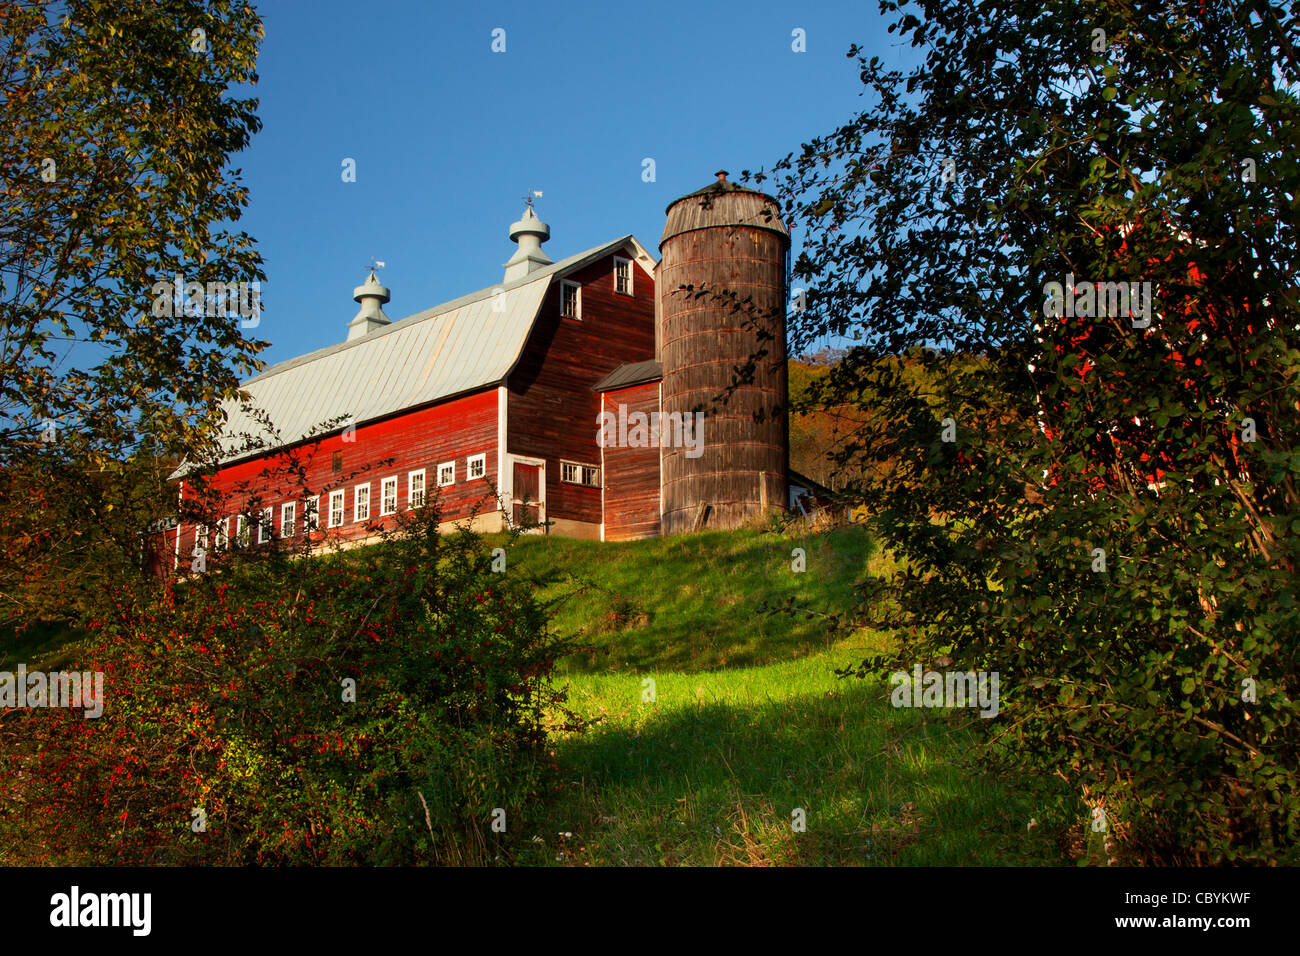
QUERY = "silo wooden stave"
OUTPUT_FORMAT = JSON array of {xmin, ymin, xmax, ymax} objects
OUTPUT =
[{"xmin": 658, "ymin": 176, "xmax": 790, "ymax": 534}]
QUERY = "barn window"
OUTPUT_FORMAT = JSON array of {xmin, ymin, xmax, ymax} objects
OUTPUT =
[
  {"xmin": 328, "ymin": 490, "xmax": 345, "ymax": 528},
  {"xmin": 560, "ymin": 280, "xmax": 581, "ymax": 319},
  {"xmin": 332, "ymin": 450, "xmax": 343, "ymax": 473},
  {"xmin": 380, "ymin": 476, "xmax": 397, "ymax": 515},
  {"xmin": 408, "ymin": 469, "xmax": 426, "ymax": 509},
  {"xmin": 614, "ymin": 257, "xmax": 633, "ymax": 296},
  {"xmin": 354, "ymin": 483, "xmax": 371, "ymax": 522},
  {"xmin": 214, "ymin": 519, "xmax": 228, "ymax": 551},
  {"xmin": 467, "ymin": 454, "xmax": 486, "ymax": 480},
  {"xmin": 282, "ymin": 501, "xmax": 297, "ymax": 538},
  {"xmin": 304, "ymin": 496, "xmax": 319, "ymax": 531},
  {"xmin": 438, "ymin": 461, "xmax": 455, "ymax": 487},
  {"xmin": 561, "ymin": 460, "xmax": 600, "ymax": 487},
  {"xmin": 235, "ymin": 514, "xmax": 249, "ymax": 548},
  {"xmin": 258, "ymin": 507, "xmax": 274, "ymax": 544}
]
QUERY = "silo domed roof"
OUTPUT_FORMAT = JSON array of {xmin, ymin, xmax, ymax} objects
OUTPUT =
[{"xmin": 660, "ymin": 171, "xmax": 789, "ymax": 249}]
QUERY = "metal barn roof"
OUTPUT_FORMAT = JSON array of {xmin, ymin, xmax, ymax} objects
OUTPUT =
[
  {"xmin": 177, "ymin": 235, "xmax": 654, "ymax": 475},
  {"xmin": 592, "ymin": 360, "xmax": 663, "ymax": 392}
]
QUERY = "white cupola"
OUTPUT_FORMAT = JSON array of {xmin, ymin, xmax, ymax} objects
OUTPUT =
[
  {"xmin": 347, "ymin": 269, "xmax": 391, "ymax": 341},
  {"xmin": 503, "ymin": 202, "xmax": 552, "ymax": 283}
]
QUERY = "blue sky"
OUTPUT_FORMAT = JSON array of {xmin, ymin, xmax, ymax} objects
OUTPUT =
[{"xmin": 237, "ymin": 0, "xmax": 907, "ymax": 370}]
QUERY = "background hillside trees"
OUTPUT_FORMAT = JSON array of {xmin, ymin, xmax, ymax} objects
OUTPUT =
[{"xmin": 789, "ymin": 349, "xmax": 1016, "ymax": 500}]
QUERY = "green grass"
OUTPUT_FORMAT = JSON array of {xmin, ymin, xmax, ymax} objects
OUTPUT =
[
  {"xmin": 510, "ymin": 652, "xmax": 1062, "ymax": 866},
  {"xmin": 0, "ymin": 620, "xmax": 86, "ymax": 671},
  {"xmin": 3, "ymin": 524, "xmax": 1072, "ymax": 865},
  {"xmin": 496, "ymin": 524, "xmax": 876, "ymax": 674},
  {"xmin": 487, "ymin": 524, "xmax": 1066, "ymax": 866}
]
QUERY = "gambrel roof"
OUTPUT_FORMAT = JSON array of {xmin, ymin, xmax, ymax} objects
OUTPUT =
[{"xmin": 174, "ymin": 234, "xmax": 656, "ymax": 475}]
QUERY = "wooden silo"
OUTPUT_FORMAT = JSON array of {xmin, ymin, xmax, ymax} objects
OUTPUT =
[{"xmin": 658, "ymin": 171, "xmax": 790, "ymax": 534}]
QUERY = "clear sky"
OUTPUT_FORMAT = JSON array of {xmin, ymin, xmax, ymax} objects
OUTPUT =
[{"xmin": 237, "ymin": 0, "xmax": 909, "ymax": 370}]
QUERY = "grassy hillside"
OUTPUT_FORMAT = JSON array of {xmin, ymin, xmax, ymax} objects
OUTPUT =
[
  {"xmin": 499, "ymin": 525, "xmax": 875, "ymax": 674},
  {"xmin": 516, "ymin": 656, "xmax": 1063, "ymax": 865},
  {"xmin": 498, "ymin": 526, "xmax": 1069, "ymax": 866},
  {"xmin": 2, "ymin": 524, "xmax": 1076, "ymax": 865}
]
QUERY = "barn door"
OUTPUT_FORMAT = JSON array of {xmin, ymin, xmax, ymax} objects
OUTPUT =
[{"xmin": 511, "ymin": 460, "xmax": 544, "ymax": 529}]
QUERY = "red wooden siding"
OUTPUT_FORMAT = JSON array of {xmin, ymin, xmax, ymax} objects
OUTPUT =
[
  {"xmin": 167, "ymin": 388, "xmax": 499, "ymax": 564},
  {"xmin": 507, "ymin": 252, "xmax": 656, "ymax": 525},
  {"xmin": 601, "ymin": 380, "xmax": 662, "ymax": 541}
]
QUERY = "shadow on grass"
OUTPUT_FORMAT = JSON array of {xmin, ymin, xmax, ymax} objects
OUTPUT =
[
  {"xmin": 521, "ymin": 675, "xmax": 1064, "ymax": 866},
  {"xmin": 0, "ymin": 621, "xmax": 87, "ymax": 671}
]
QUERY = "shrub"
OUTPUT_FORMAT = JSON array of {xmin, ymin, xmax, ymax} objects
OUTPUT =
[
  {"xmin": 0, "ymin": 505, "xmax": 570, "ymax": 865},
  {"xmin": 764, "ymin": 0, "xmax": 1299, "ymax": 863}
]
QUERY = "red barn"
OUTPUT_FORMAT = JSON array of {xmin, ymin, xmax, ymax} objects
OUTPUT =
[{"xmin": 160, "ymin": 174, "xmax": 800, "ymax": 572}]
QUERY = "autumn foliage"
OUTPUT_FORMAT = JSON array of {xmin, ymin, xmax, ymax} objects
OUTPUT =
[
  {"xmin": 0, "ymin": 507, "xmax": 571, "ymax": 865},
  {"xmin": 761, "ymin": 0, "xmax": 1299, "ymax": 862}
]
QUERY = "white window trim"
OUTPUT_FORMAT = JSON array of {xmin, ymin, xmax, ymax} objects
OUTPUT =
[
  {"xmin": 328, "ymin": 490, "xmax": 345, "ymax": 528},
  {"xmin": 235, "ymin": 514, "xmax": 249, "ymax": 547},
  {"xmin": 437, "ymin": 461, "xmax": 455, "ymax": 487},
  {"xmin": 497, "ymin": 387, "xmax": 507, "ymax": 517},
  {"xmin": 560, "ymin": 279, "xmax": 581, "ymax": 320},
  {"xmin": 281, "ymin": 501, "xmax": 297, "ymax": 538},
  {"xmin": 613, "ymin": 256, "xmax": 633, "ymax": 296},
  {"xmin": 305, "ymin": 496, "xmax": 319, "ymax": 532},
  {"xmin": 408, "ymin": 469, "xmax": 426, "ymax": 509},
  {"xmin": 175, "ymin": 481, "xmax": 185, "ymax": 570},
  {"xmin": 354, "ymin": 482, "xmax": 371, "ymax": 522},
  {"xmin": 258, "ymin": 507, "xmax": 273, "ymax": 544},
  {"xmin": 467, "ymin": 453, "xmax": 486, "ymax": 480},
  {"xmin": 560, "ymin": 459, "xmax": 601, "ymax": 487},
  {"xmin": 380, "ymin": 476, "xmax": 398, "ymax": 516}
]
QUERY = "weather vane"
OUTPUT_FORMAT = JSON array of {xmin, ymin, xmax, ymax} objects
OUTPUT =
[
  {"xmin": 369, "ymin": 257, "xmax": 386, "ymax": 275},
  {"xmin": 522, "ymin": 188, "xmax": 543, "ymax": 209}
]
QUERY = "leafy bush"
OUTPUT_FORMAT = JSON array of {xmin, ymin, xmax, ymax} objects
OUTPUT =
[
  {"xmin": 762, "ymin": 0, "xmax": 1299, "ymax": 863},
  {"xmin": 0, "ymin": 506, "xmax": 571, "ymax": 864}
]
